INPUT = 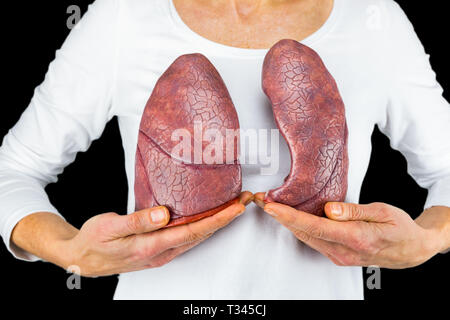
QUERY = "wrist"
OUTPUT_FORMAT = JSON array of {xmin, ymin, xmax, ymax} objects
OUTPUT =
[
  {"xmin": 51, "ymin": 231, "xmax": 81, "ymax": 270},
  {"xmin": 419, "ymin": 228, "xmax": 443, "ymax": 258},
  {"xmin": 11, "ymin": 212, "xmax": 80, "ymax": 267},
  {"xmin": 415, "ymin": 206, "xmax": 450, "ymax": 254}
]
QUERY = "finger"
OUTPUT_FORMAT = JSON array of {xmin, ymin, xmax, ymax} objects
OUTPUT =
[
  {"xmin": 253, "ymin": 192, "xmax": 266, "ymax": 209},
  {"xmin": 128, "ymin": 195, "xmax": 250, "ymax": 269},
  {"xmin": 112, "ymin": 206, "xmax": 170, "ymax": 237},
  {"xmin": 161, "ymin": 202, "xmax": 245, "ymax": 247},
  {"xmin": 325, "ymin": 202, "xmax": 391, "ymax": 222},
  {"xmin": 100, "ymin": 236, "xmax": 210, "ymax": 276},
  {"xmin": 146, "ymin": 234, "xmax": 212, "ymax": 268},
  {"xmin": 294, "ymin": 229, "xmax": 361, "ymax": 266},
  {"xmin": 136, "ymin": 202, "xmax": 245, "ymax": 256},
  {"xmin": 239, "ymin": 191, "xmax": 254, "ymax": 206},
  {"xmin": 264, "ymin": 202, "xmax": 360, "ymax": 245}
]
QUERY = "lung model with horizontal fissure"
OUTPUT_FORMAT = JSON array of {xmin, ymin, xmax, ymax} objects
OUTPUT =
[
  {"xmin": 263, "ymin": 39, "xmax": 348, "ymax": 216},
  {"xmin": 134, "ymin": 54, "xmax": 242, "ymax": 227}
]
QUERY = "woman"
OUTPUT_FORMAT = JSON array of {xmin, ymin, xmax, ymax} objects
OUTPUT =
[{"xmin": 0, "ymin": 0, "xmax": 448, "ymax": 299}]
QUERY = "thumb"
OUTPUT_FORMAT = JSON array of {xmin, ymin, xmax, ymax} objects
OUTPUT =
[
  {"xmin": 325, "ymin": 202, "xmax": 381, "ymax": 222},
  {"xmin": 114, "ymin": 206, "xmax": 170, "ymax": 237}
]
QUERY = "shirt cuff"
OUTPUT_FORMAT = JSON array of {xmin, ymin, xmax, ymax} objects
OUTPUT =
[
  {"xmin": 423, "ymin": 176, "xmax": 450, "ymax": 254},
  {"xmin": 424, "ymin": 176, "xmax": 450, "ymax": 210},
  {"xmin": 1, "ymin": 203, "xmax": 64, "ymax": 262}
]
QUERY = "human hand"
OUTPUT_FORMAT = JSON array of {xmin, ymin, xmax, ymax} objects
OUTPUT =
[
  {"xmin": 61, "ymin": 191, "xmax": 253, "ymax": 277},
  {"xmin": 254, "ymin": 193, "xmax": 444, "ymax": 269}
]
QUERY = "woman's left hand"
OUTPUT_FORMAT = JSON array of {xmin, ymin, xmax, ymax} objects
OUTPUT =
[{"xmin": 254, "ymin": 193, "xmax": 446, "ymax": 268}]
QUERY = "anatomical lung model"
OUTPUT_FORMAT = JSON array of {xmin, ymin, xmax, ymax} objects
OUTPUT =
[
  {"xmin": 262, "ymin": 39, "xmax": 348, "ymax": 216},
  {"xmin": 135, "ymin": 54, "xmax": 242, "ymax": 227}
]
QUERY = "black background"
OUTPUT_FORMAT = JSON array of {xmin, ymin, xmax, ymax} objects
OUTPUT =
[{"xmin": 1, "ymin": 0, "xmax": 448, "ymax": 302}]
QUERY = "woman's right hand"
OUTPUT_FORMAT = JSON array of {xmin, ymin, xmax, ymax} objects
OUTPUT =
[{"xmin": 60, "ymin": 191, "xmax": 252, "ymax": 277}]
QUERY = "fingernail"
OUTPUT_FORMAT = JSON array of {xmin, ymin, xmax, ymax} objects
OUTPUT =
[
  {"xmin": 329, "ymin": 203, "xmax": 342, "ymax": 216},
  {"xmin": 254, "ymin": 198, "xmax": 265, "ymax": 209},
  {"xmin": 151, "ymin": 207, "xmax": 168, "ymax": 224}
]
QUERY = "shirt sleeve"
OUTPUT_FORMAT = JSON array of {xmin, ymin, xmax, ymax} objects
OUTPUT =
[
  {"xmin": 0, "ymin": 0, "xmax": 120, "ymax": 261},
  {"xmin": 377, "ymin": 1, "xmax": 450, "ymax": 211}
]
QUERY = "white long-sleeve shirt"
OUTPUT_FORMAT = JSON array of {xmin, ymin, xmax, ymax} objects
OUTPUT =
[{"xmin": 1, "ymin": 0, "xmax": 449, "ymax": 299}]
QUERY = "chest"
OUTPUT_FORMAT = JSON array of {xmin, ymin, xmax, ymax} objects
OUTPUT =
[
  {"xmin": 114, "ymin": 41, "xmax": 385, "ymax": 137},
  {"xmin": 113, "ymin": 28, "xmax": 387, "ymax": 203}
]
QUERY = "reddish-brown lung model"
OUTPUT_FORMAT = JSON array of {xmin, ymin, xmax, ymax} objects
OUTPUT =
[
  {"xmin": 135, "ymin": 54, "xmax": 242, "ymax": 227},
  {"xmin": 262, "ymin": 39, "xmax": 348, "ymax": 216}
]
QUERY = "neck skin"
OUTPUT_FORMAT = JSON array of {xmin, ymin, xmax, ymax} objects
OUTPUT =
[
  {"xmin": 221, "ymin": 0, "xmax": 326, "ymax": 20},
  {"xmin": 173, "ymin": 0, "xmax": 334, "ymax": 49},
  {"xmin": 229, "ymin": 0, "xmax": 265, "ymax": 18}
]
